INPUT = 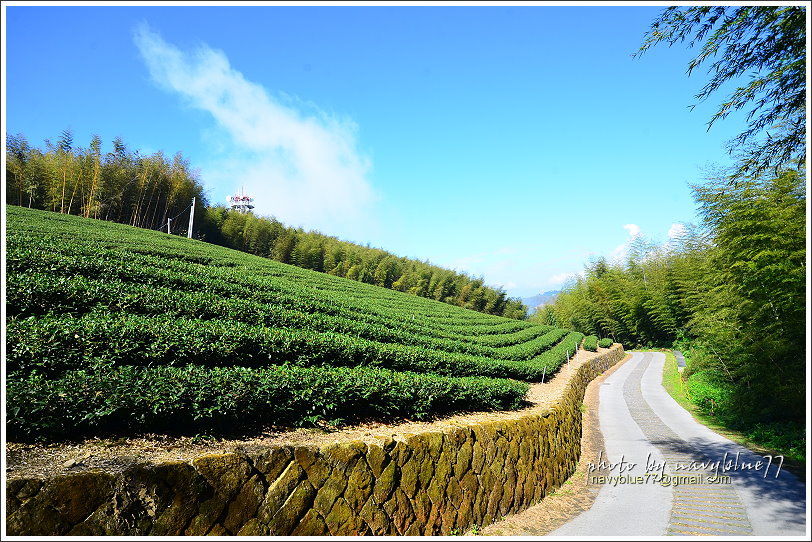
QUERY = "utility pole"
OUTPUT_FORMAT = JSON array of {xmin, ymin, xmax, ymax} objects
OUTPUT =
[{"xmin": 187, "ymin": 197, "xmax": 196, "ymax": 239}]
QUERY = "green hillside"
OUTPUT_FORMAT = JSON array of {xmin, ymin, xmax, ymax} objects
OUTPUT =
[{"xmin": 5, "ymin": 206, "xmax": 583, "ymax": 441}]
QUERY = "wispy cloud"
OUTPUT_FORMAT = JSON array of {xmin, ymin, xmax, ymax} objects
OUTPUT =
[
  {"xmin": 667, "ymin": 222, "xmax": 687, "ymax": 239},
  {"xmin": 611, "ymin": 223, "xmax": 641, "ymax": 263},
  {"xmin": 548, "ymin": 272, "xmax": 575, "ymax": 285},
  {"xmin": 622, "ymin": 223, "xmax": 641, "ymax": 238},
  {"xmin": 133, "ymin": 23, "xmax": 375, "ymax": 237},
  {"xmin": 441, "ymin": 244, "xmax": 592, "ymax": 297}
]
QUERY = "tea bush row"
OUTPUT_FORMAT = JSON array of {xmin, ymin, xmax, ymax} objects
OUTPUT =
[
  {"xmin": 6, "ymin": 207, "xmax": 584, "ymax": 437},
  {"xmin": 582, "ymin": 335, "xmax": 599, "ymax": 352},
  {"xmin": 7, "ymin": 272, "xmax": 564, "ymax": 361},
  {"xmin": 8, "ymin": 235, "xmax": 539, "ymax": 346},
  {"xmin": 6, "ymin": 364, "xmax": 529, "ymax": 441},
  {"xmin": 7, "ymin": 313, "xmax": 570, "ymax": 381},
  {"xmin": 9, "ymin": 230, "xmax": 519, "ymax": 330}
]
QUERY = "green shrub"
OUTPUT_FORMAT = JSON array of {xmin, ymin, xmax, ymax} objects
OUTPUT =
[
  {"xmin": 686, "ymin": 370, "xmax": 734, "ymax": 416},
  {"xmin": 598, "ymin": 338, "xmax": 613, "ymax": 348},
  {"xmin": 582, "ymin": 335, "xmax": 599, "ymax": 351}
]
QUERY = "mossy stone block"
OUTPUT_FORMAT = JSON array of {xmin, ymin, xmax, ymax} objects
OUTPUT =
[
  {"xmin": 301, "ymin": 455, "xmax": 330, "ymax": 490},
  {"xmin": 223, "ymin": 473, "xmax": 265, "ymax": 534},
  {"xmin": 372, "ymin": 460, "xmax": 397, "ymax": 504},
  {"xmin": 391, "ymin": 487, "xmax": 416, "ymax": 535},
  {"xmin": 185, "ymin": 494, "xmax": 225, "ymax": 535},
  {"xmin": 360, "ymin": 496, "xmax": 393, "ymax": 535},
  {"xmin": 333, "ymin": 500, "xmax": 368, "ymax": 536},
  {"xmin": 470, "ymin": 441, "xmax": 485, "ymax": 473},
  {"xmin": 236, "ymin": 518, "xmax": 265, "ymax": 536},
  {"xmin": 40, "ymin": 472, "xmax": 114, "ymax": 527},
  {"xmin": 390, "ymin": 439, "xmax": 413, "ymax": 467},
  {"xmin": 492, "ymin": 420, "xmax": 509, "ymax": 439},
  {"xmin": 434, "ymin": 449, "xmax": 452, "ymax": 485},
  {"xmin": 207, "ymin": 523, "xmax": 227, "ymax": 536},
  {"xmin": 344, "ymin": 460, "xmax": 373, "ymax": 510},
  {"xmin": 499, "ymin": 479, "xmax": 515, "ymax": 515},
  {"xmin": 404, "ymin": 434, "xmax": 427, "ymax": 463},
  {"xmin": 6, "ymin": 499, "xmax": 72, "ymax": 536},
  {"xmin": 440, "ymin": 505, "xmax": 458, "ymax": 532},
  {"xmin": 454, "ymin": 439, "xmax": 473, "ymax": 478},
  {"xmin": 444, "ymin": 425, "xmax": 470, "ymax": 447},
  {"xmin": 456, "ymin": 493, "xmax": 473, "ymax": 527},
  {"xmin": 488, "ymin": 453, "xmax": 506, "ymax": 481},
  {"xmin": 365, "ymin": 443, "xmax": 389, "ymax": 478},
  {"xmin": 267, "ymin": 480, "xmax": 316, "ymax": 535},
  {"xmin": 479, "ymin": 468, "xmax": 493, "ymax": 497},
  {"xmin": 254, "ymin": 447, "xmax": 294, "ymax": 483},
  {"xmin": 320, "ymin": 442, "xmax": 363, "ymax": 475},
  {"xmin": 505, "ymin": 461, "xmax": 518, "ymax": 487},
  {"xmin": 291, "ymin": 508, "xmax": 328, "ymax": 536},
  {"xmin": 472, "ymin": 423, "xmax": 496, "ymax": 446},
  {"xmin": 426, "ymin": 502, "xmax": 444, "ymax": 535},
  {"xmin": 376, "ymin": 435, "xmax": 397, "ymax": 451},
  {"xmin": 411, "ymin": 490, "xmax": 432, "ymax": 528},
  {"xmin": 485, "ymin": 484, "xmax": 501, "ymax": 518},
  {"xmin": 150, "ymin": 462, "xmax": 210, "ymax": 535},
  {"xmin": 10, "ymin": 478, "xmax": 43, "ymax": 501},
  {"xmin": 312, "ymin": 469, "xmax": 348, "ymax": 517},
  {"xmin": 193, "ymin": 453, "xmax": 251, "ymax": 501},
  {"xmin": 522, "ymin": 469, "xmax": 536, "ymax": 504},
  {"xmin": 417, "ymin": 454, "xmax": 436, "ymax": 489},
  {"xmin": 518, "ymin": 435, "xmax": 533, "ymax": 464},
  {"xmin": 424, "ymin": 431, "xmax": 445, "ymax": 459},
  {"xmin": 398, "ymin": 457, "xmax": 420, "ymax": 498},
  {"xmin": 426, "ymin": 477, "xmax": 445, "ymax": 506},
  {"xmin": 404, "ymin": 521, "xmax": 423, "ymax": 536},
  {"xmin": 446, "ymin": 477, "xmax": 463, "ymax": 510},
  {"xmin": 460, "ymin": 470, "xmax": 479, "ymax": 497},
  {"xmin": 257, "ymin": 462, "xmax": 304, "ymax": 524},
  {"xmin": 293, "ymin": 446, "xmax": 318, "ymax": 472},
  {"xmin": 507, "ymin": 436, "xmax": 521, "ymax": 464}
]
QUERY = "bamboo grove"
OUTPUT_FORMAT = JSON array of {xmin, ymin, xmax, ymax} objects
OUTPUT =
[
  {"xmin": 6, "ymin": 131, "xmax": 206, "ymax": 230},
  {"xmin": 5, "ymin": 131, "xmax": 527, "ymax": 319},
  {"xmin": 535, "ymin": 169, "xmax": 806, "ymax": 429}
]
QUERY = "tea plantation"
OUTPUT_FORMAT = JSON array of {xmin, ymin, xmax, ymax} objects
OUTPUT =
[{"xmin": 6, "ymin": 206, "xmax": 583, "ymax": 441}]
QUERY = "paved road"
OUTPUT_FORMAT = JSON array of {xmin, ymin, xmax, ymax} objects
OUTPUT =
[{"xmin": 551, "ymin": 352, "xmax": 807, "ymax": 536}]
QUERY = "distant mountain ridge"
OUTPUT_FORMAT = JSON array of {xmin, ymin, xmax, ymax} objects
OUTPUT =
[{"xmin": 522, "ymin": 290, "xmax": 561, "ymax": 312}]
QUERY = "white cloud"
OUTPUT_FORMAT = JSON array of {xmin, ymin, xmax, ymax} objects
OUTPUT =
[
  {"xmin": 667, "ymin": 222, "xmax": 687, "ymax": 239},
  {"xmin": 548, "ymin": 272, "xmax": 574, "ymax": 285},
  {"xmin": 611, "ymin": 223, "xmax": 642, "ymax": 263},
  {"xmin": 661, "ymin": 222, "xmax": 690, "ymax": 253},
  {"xmin": 133, "ymin": 24, "xmax": 375, "ymax": 236},
  {"xmin": 438, "ymin": 244, "xmax": 592, "ymax": 298},
  {"xmin": 622, "ymin": 223, "xmax": 641, "ymax": 238}
]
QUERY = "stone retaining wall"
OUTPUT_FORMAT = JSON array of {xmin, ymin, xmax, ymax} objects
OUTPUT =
[{"xmin": 6, "ymin": 345, "xmax": 625, "ymax": 536}]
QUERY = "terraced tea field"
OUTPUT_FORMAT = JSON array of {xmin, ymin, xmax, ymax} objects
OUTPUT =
[{"xmin": 6, "ymin": 206, "xmax": 583, "ymax": 440}]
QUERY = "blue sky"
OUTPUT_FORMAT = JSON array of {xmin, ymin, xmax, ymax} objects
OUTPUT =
[{"xmin": 4, "ymin": 2, "xmax": 755, "ymax": 299}]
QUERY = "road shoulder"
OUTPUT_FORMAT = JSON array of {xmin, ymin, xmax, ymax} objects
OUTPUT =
[{"xmin": 478, "ymin": 352, "xmax": 633, "ymax": 536}]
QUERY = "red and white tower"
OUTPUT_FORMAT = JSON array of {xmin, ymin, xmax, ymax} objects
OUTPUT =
[{"xmin": 226, "ymin": 188, "xmax": 255, "ymax": 213}]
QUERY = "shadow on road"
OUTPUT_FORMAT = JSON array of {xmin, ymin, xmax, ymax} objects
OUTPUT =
[{"xmin": 649, "ymin": 435, "xmax": 806, "ymax": 532}]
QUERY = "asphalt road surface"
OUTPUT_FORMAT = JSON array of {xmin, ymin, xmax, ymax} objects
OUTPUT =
[{"xmin": 551, "ymin": 351, "xmax": 807, "ymax": 536}]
